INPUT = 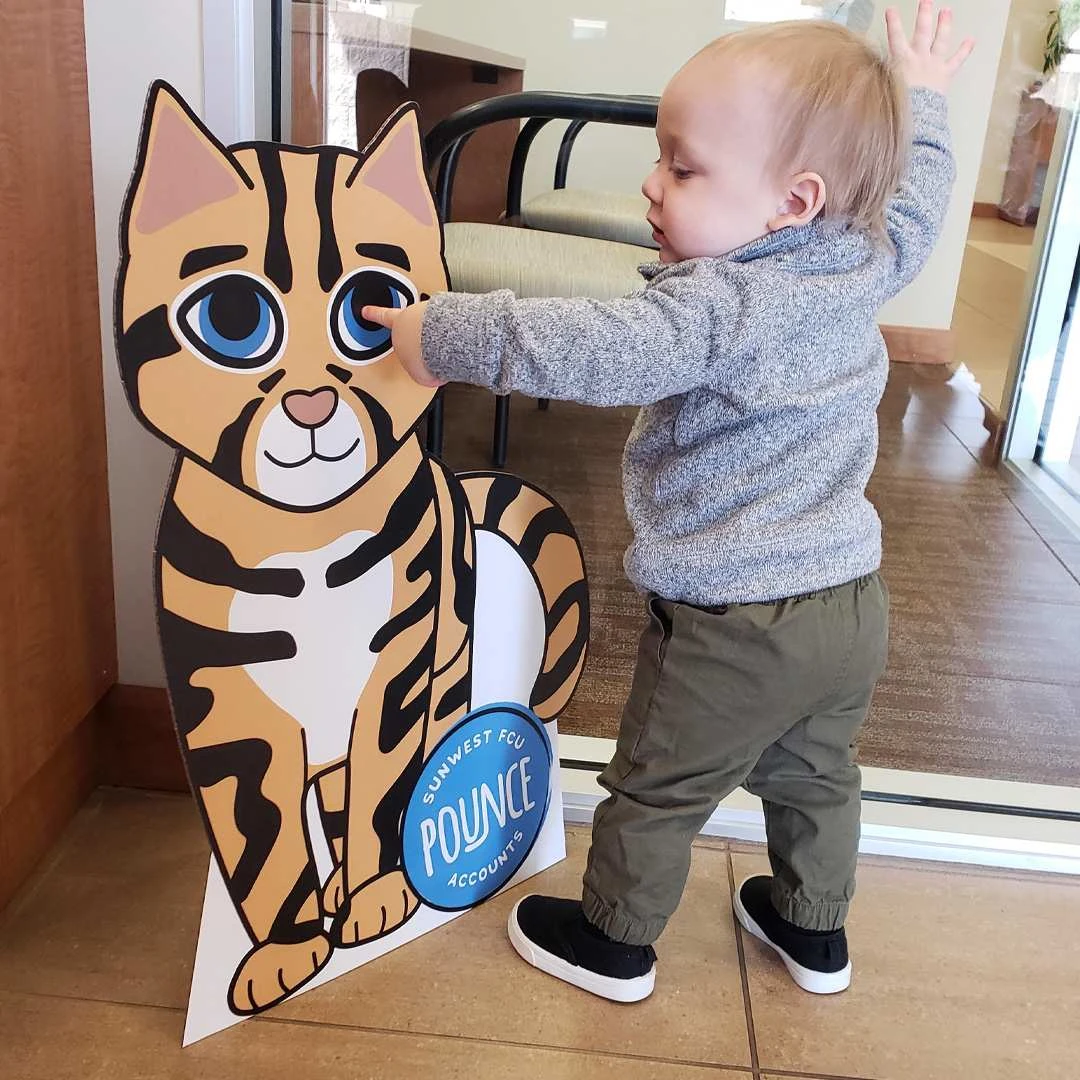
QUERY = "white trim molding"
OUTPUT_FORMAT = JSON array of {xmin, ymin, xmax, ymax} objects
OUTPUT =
[
  {"xmin": 201, "ymin": 0, "xmax": 258, "ymax": 143},
  {"xmin": 558, "ymin": 735, "xmax": 1080, "ymax": 877}
]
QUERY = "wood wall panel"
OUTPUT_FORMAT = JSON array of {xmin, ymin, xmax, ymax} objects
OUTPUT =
[
  {"xmin": 0, "ymin": 710, "xmax": 99, "ymax": 912},
  {"xmin": 98, "ymin": 685, "xmax": 187, "ymax": 794},
  {"xmin": 0, "ymin": 4, "xmax": 116, "ymax": 809}
]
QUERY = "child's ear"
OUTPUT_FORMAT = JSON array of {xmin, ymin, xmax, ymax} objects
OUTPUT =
[
  {"xmin": 768, "ymin": 173, "xmax": 827, "ymax": 231},
  {"xmin": 123, "ymin": 81, "xmax": 252, "ymax": 244},
  {"xmin": 348, "ymin": 104, "xmax": 437, "ymax": 227}
]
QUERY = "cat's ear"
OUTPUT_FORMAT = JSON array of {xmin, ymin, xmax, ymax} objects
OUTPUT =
[
  {"xmin": 123, "ymin": 81, "xmax": 252, "ymax": 242},
  {"xmin": 348, "ymin": 105, "xmax": 437, "ymax": 227}
]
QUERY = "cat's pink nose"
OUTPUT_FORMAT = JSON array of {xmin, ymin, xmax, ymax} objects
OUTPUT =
[{"xmin": 282, "ymin": 387, "xmax": 338, "ymax": 428}]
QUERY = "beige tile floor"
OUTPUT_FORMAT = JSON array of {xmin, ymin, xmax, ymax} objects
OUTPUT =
[
  {"xmin": 953, "ymin": 217, "xmax": 1036, "ymax": 415},
  {"xmin": 1, "ymin": 788, "xmax": 1078, "ymax": 1079}
]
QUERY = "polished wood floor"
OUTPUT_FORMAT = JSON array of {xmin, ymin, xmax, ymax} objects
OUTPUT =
[{"xmin": 439, "ymin": 362, "xmax": 1080, "ymax": 787}]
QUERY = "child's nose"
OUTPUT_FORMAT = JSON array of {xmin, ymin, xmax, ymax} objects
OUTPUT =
[{"xmin": 641, "ymin": 169, "xmax": 661, "ymax": 205}]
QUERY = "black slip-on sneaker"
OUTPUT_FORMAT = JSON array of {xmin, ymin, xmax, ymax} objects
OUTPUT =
[
  {"xmin": 507, "ymin": 895, "xmax": 656, "ymax": 1002},
  {"xmin": 734, "ymin": 875, "xmax": 851, "ymax": 994}
]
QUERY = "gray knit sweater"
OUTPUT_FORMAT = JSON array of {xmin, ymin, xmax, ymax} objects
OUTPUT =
[{"xmin": 422, "ymin": 88, "xmax": 954, "ymax": 605}]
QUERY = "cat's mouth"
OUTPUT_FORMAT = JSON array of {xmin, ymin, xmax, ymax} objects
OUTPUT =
[{"xmin": 263, "ymin": 438, "xmax": 361, "ymax": 469}]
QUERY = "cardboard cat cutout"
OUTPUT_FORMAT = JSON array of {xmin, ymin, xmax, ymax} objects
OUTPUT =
[{"xmin": 115, "ymin": 81, "xmax": 589, "ymax": 1044}]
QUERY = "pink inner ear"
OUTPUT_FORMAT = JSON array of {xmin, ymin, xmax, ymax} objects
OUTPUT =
[
  {"xmin": 135, "ymin": 107, "xmax": 242, "ymax": 234},
  {"xmin": 362, "ymin": 122, "xmax": 435, "ymax": 226}
]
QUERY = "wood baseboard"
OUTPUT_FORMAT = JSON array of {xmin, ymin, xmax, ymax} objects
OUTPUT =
[
  {"xmin": 0, "ymin": 709, "xmax": 100, "ymax": 912},
  {"xmin": 880, "ymin": 324, "xmax": 955, "ymax": 366},
  {"xmin": 971, "ymin": 201, "xmax": 1001, "ymax": 219},
  {"xmin": 979, "ymin": 396, "xmax": 1008, "ymax": 461},
  {"xmin": 97, "ymin": 684, "xmax": 188, "ymax": 793}
]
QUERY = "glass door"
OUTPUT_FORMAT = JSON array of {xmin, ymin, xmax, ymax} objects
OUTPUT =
[{"xmin": 1005, "ymin": 88, "xmax": 1080, "ymax": 527}]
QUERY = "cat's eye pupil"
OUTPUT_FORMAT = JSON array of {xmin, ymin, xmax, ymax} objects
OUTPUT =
[
  {"xmin": 209, "ymin": 282, "xmax": 262, "ymax": 340},
  {"xmin": 351, "ymin": 279, "xmax": 396, "ymax": 332},
  {"xmin": 330, "ymin": 269, "xmax": 416, "ymax": 366},
  {"xmin": 178, "ymin": 272, "xmax": 282, "ymax": 371}
]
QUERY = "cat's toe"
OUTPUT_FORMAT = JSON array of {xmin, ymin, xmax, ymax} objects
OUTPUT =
[
  {"xmin": 228, "ymin": 933, "xmax": 332, "ymax": 1014},
  {"xmin": 333, "ymin": 870, "xmax": 419, "ymax": 947}
]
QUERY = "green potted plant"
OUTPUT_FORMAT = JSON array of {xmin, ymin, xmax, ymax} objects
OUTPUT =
[{"xmin": 1043, "ymin": 1, "xmax": 1080, "ymax": 76}]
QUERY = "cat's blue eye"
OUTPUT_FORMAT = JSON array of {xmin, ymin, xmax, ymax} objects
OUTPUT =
[
  {"xmin": 176, "ymin": 273, "xmax": 284, "ymax": 371},
  {"xmin": 330, "ymin": 267, "xmax": 416, "ymax": 366}
]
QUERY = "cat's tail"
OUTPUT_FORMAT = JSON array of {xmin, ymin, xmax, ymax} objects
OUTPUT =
[{"xmin": 458, "ymin": 472, "xmax": 589, "ymax": 721}]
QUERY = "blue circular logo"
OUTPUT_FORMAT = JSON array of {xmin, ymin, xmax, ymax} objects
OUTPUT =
[{"xmin": 402, "ymin": 704, "xmax": 552, "ymax": 911}]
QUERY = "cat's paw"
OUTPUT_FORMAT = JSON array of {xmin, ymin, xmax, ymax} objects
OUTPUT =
[
  {"xmin": 228, "ymin": 933, "xmax": 332, "ymax": 1015},
  {"xmin": 321, "ymin": 865, "xmax": 346, "ymax": 916},
  {"xmin": 332, "ymin": 870, "xmax": 419, "ymax": 947}
]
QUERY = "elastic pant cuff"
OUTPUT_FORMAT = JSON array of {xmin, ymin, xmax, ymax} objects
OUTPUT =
[
  {"xmin": 771, "ymin": 882, "xmax": 849, "ymax": 932},
  {"xmin": 582, "ymin": 884, "xmax": 665, "ymax": 947}
]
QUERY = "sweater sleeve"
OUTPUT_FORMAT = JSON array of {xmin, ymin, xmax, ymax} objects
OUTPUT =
[
  {"xmin": 884, "ymin": 87, "xmax": 956, "ymax": 295},
  {"xmin": 419, "ymin": 268, "xmax": 733, "ymax": 407}
]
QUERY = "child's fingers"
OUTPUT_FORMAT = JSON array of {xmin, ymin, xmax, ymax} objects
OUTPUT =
[
  {"xmin": 361, "ymin": 304, "xmax": 398, "ymax": 329},
  {"xmin": 947, "ymin": 36, "xmax": 976, "ymax": 73},
  {"xmin": 930, "ymin": 7, "xmax": 953, "ymax": 56},
  {"xmin": 884, "ymin": 7, "xmax": 909, "ymax": 56},
  {"xmin": 912, "ymin": 0, "xmax": 935, "ymax": 52}
]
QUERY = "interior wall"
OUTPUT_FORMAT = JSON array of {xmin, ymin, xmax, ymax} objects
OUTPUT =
[
  {"xmin": 0, "ymin": 0, "xmax": 116, "ymax": 908},
  {"xmin": 975, "ymin": 0, "xmax": 1054, "ymax": 206},
  {"xmin": 83, "ymin": 0, "xmax": 205, "ymax": 688}
]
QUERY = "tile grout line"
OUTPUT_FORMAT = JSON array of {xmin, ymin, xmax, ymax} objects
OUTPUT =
[
  {"xmin": 726, "ymin": 851, "xmax": 762, "ymax": 1079},
  {"xmin": 258, "ymin": 1012, "xmax": 758, "ymax": 1074},
  {"xmin": 0, "ymin": 985, "xmax": 756, "ymax": 1074},
  {"xmin": 1000, "ymin": 488, "xmax": 1080, "ymax": 589},
  {"xmin": 765, "ymin": 1070, "xmax": 880, "ymax": 1080}
]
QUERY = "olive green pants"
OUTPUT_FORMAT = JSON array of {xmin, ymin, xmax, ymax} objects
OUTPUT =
[{"xmin": 582, "ymin": 573, "xmax": 889, "ymax": 946}]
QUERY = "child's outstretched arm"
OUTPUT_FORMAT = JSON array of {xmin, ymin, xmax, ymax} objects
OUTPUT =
[
  {"xmin": 883, "ymin": 1, "xmax": 974, "ymax": 292},
  {"xmin": 363, "ymin": 272, "xmax": 724, "ymax": 407}
]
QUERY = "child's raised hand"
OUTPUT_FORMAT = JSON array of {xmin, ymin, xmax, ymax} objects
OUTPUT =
[
  {"xmin": 361, "ymin": 300, "xmax": 443, "ymax": 388},
  {"xmin": 886, "ymin": 1, "xmax": 974, "ymax": 93}
]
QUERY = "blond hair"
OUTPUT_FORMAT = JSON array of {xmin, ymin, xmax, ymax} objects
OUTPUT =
[{"xmin": 698, "ymin": 21, "xmax": 910, "ymax": 240}]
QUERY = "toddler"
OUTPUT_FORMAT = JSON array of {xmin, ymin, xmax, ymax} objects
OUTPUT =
[{"xmin": 366, "ymin": 2, "xmax": 974, "ymax": 1001}]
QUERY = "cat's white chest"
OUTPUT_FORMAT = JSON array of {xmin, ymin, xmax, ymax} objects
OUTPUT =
[{"xmin": 227, "ymin": 530, "xmax": 393, "ymax": 766}]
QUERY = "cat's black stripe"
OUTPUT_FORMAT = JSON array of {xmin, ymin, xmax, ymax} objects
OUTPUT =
[
  {"xmin": 185, "ymin": 737, "xmax": 282, "ymax": 906},
  {"xmin": 369, "ymin": 582, "xmax": 437, "ymax": 655},
  {"xmin": 159, "ymin": 610, "xmax": 297, "ymax": 739},
  {"xmin": 180, "ymin": 244, "xmax": 249, "ymax": 279},
  {"xmin": 518, "ymin": 505, "xmax": 576, "ymax": 565},
  {"xmin": 325, "ymin": 463, "xmax": 432, "ymax": 588},
  {"xmin": 482, "ymin": 476, "xmax": 523, "ymax": 532},
  {"xmin": 259, "ymin": 369, "xmax": 287, "ymax": 394},
  {"xmin": 326, "ymin": 364, "xmax": 352, "ymax": 385},
  {"xmin": 530, "ymin": 581, "xmax": 590, "ymax": 707},
  {"xmin": 159, "ymin": 501, "xmax": 303, "ymax": 597},
  {"xmin": 316, "ymin": 150, "xmax": 343, "ymax": 292},
  {"xmin": 378, "ymin": 643, "xmax": 435, "ymax": 754},
  {"xmin": 349, "ymin": 385, "xmax": 397, "ymax": 461},
  {"xmin": 370, "ymin": 744, "xmax": 426, "ymax": 875},
  {"xmin": 445, "ymin": 480, "xmax": 476, "ymax": 628},
  {"xmin": 433, "ymin": 667, "xmax": 470, "ymax": 724},
  {"xmin": 211, "ymin": 397, "xmax": 262, "ymax": 488},
  {"xmin": 117, "ymin": 305, "xmax": 181, "ymax": 395},
  {"xmin": 267, "ymin": 865, "xmax": 323, "ymax": 945},
  {"xmin": 355, "ymin": 243, "xmax": 410, "ymax": 272},
  {"xmin": 318, "ymin": 807, "xmax": 347, "ymax": 840},
  {"xmin": 544, "ymin": 579, "xmax": 587, "ymax": 636},
  {"xmin": 256, "ymin": 146, "xmax": 293, "ymax": 293}
]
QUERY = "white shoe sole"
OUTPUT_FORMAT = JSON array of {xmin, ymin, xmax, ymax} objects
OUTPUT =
[
  {"xmin": 733, "ymin": 882, "xmax": 851, "ymax": 995},
  {"xmin": 507, "ymin": 899, "xmax": 656, "ymax": 1003}
]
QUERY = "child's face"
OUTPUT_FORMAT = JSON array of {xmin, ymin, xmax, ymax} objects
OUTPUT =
[{"xmin": 642, "ymin": 61, "xmax": 793, "ymax": 262}]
